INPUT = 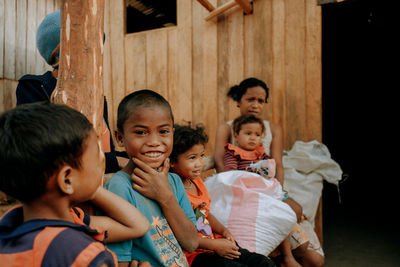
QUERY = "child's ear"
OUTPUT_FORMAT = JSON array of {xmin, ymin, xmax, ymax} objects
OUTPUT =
[
  {"xmin": 115, "ymin": 130, "xmax": 125, "ymax": 148},
  {"xmin": 56, "ymin": 165, "xmax": 75, "ymax": 195}
]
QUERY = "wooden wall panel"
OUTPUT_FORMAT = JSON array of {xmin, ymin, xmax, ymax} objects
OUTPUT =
[
  {"xmin": 26, "ymin": 0, "xmax": 38, "ymax": 75},
  {"xmin": 192, "ymin": 0, "xmax": 218, "ymax": 154},
  {"xmin": 108, "ymin": 0, "xmax": 125, "ymax": 129},
  {"xmin": 0, "ymin": 0, "xmax": 322, "ymax": 152},
  {"xmin": 145, "ymin": 30, "xmax": 168, "ymax": 98},
  {"xmin": 168, "ymin": 0, "xmax": 193, "ymax": 125},
  {"xmin": 124, "ymin": 34, "xmax": 147, "ymax": 94},
  {"xmin": 285, "ymin": 0, "xmax": 307, "ymax": 148},
  {"xmin": 4, "ymin": 0, "xmax": 16, "ymax": 80},
  {"xmin": 0, "ymin": 79, "xmax": 18, "ymax": 113},
  {"xmin": 305, "ymin": 0, "xmax": 322, "ymax": 142},
  {"xmin": 15, "ymin": 0, "xmax": 27, "ymax": 80},
  {"xmin": 0, "ymin": 0, "xmax": 59, "ymax": 80},
  {"xmin": 219, "ymin": 5, "xmax": 245, "ymax": 123},
  {"xmin": 103, "ymin": 0, "xmax": 114, "ymax": 134}
]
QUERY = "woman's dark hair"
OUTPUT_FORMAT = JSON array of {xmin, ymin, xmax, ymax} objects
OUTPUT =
[
  {"xmin": 170, "ymin": 124, "xmax": 208, "ymax": 163},
  {"xmin": 232, "ymin": 114, "xmax": 265, "ymax": 135},
  {"xmin": 0, "ymin": 102, "xmax": 93, "ymax": 203},
  {"xmin": 227, "ymin": 77, "xmax": 269, "ymax": 103},
  {"xmin": 117, "ymin": 89, "xmax": 174, "ymax": 133}
]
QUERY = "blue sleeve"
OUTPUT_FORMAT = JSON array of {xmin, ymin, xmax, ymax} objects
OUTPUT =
[
  {"xmin": 103, "ymin": 174, "xmax": 135, "ymax": 262},
  {"xmin": 169, "ymin": 173, "xmax": 196, "ymax": 225}
]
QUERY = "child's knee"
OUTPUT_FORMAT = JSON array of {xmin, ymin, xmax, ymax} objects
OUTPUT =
[
  {"xmin": 305, "ymin": 251, "xmax": 324, "ymax": 267},
  {"xmin": 293, "ymin": 244, "xmax": 325, "ymax": 267}
]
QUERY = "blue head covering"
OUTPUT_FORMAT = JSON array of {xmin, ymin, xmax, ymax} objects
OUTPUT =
[{"xmin": 36, "ymin": 10, "xmax": 60, "ymax": 68}]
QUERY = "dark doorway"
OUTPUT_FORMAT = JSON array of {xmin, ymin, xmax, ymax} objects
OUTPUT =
[
  {"xmin": 322, "ymin": 0, "xmax": 397, "ymax": 222},
  {"xmin": 321, "ymin": 1, "xmax": 399, "ymax": 264}
]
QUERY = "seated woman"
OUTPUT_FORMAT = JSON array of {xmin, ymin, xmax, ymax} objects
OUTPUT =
[{"xmin": 214, "ymin": 78, "xmax": 324, "ymax": 267}]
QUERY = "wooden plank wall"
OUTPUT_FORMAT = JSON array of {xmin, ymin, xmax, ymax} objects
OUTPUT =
[
  {"xmin": 104, "ymin": 0, "xmax": 321, "ymax": 155},
  {"xmin": 0, "ymin": 0, "xmax": 61, "ymax": 113},
  {"xmin": 1, "ymin": 0, "xmax": 322, "ymax": 153}
]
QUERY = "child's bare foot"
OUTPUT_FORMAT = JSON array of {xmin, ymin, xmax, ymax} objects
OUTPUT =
[{"xmin": 281, "ymin": 255, "xmax": 302, "ymax": 267}]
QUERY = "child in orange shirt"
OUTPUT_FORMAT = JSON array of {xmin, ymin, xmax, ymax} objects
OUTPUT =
[{"xmin": 170, "ymin": 124, "xmax": 275, "ymax": 267}]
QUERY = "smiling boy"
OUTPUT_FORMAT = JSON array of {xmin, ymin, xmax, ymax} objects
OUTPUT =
[{"xmin": 104, "ymin": 90, "xmax": 198, "ymax": 267}]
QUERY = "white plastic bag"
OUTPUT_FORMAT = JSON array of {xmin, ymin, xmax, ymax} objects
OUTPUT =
[
  {"xmin": 205, "ymin": 170, "xmax": 297, "ymax": 255},
  {"xmin": 283, "ymin": 140, "xmax": 342, "ymax": 225}
]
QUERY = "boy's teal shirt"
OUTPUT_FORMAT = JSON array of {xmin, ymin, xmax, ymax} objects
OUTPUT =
[{"xmin": 103, "ymin": 171, "xmax": 196, "ymax": 267}]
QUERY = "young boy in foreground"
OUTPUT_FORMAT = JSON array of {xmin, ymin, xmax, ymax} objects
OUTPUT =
[
  {"xmin": 104, "ymin": 90, "xmax": 198, "ymax": 267},
  {"xmin": 0, "ymin": 102, "xmax": 150, "ymax": 266}
]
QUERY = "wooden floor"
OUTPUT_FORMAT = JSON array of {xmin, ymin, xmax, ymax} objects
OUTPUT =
[{"xmin": 323, "ymin": 208, "xmax": 400, "ymax": 267}]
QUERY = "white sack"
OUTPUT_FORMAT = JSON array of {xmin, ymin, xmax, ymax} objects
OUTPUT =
[
  {"xmin": 205, "ymin": 170, "xmax": 297, "ymax": 255},
  {"xmin": 283, "ymin": 140, "xmax": 342, "ymax": 225}
]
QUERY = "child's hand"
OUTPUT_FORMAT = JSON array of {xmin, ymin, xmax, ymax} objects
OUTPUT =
[
  {"xmin": 131, "ymin": 157, "xmax": 174, "ymax": 205},
  {"xmin": 213, "ymin": 238, "xmax": 241, "ymax": 259},
  {"xmin": 221, "ymin": 228, "xmax": 235, "ymax": 243}
]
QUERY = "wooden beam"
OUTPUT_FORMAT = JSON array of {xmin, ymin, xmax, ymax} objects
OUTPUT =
[
  {"xmin": 52, "ymin": 0, "xmax": 105, "ymax": 137},
  {"xmin": 197, "ymin": 0, "xmax": 215, "ymax": 12},
  {"xmin": 318, "ymin": 0, "xmax": 348, "ymax": 5},
  {"xmin": 205, "ymin": 0, "xmax": 236, "ymax": 21},
  {"xmin": 235, "ymin": 0, "xmax": 252, "ymax": 15}
]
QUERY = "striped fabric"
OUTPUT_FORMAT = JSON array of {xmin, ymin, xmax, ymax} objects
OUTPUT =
[
  {"xmin": 223, "ymin": 144, "xmax": 270, "ymax": 172},
  {"xmin": 0, "ymin": 206, "xmax": 117, "ymax": 267}
]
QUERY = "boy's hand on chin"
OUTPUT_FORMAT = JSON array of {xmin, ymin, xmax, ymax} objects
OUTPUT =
[{"xmin": 131, "ymin": 158, "xmax": 174, "ymax": 204}]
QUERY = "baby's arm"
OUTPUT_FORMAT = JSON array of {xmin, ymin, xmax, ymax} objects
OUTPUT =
[
  {"xmin": 131, "ymin": 157, "xmax": 198, "ymax": 253},
  {"xmin": 215, "ymin": 124, "xmax": 231, "ymax": 172},
  {"xmin": 90, "ymin": 186, "xmax": 150, "ymax": 242},
  {"xmin": 223, "ymin": 148, "xmax": 239, "ymax": 171}
]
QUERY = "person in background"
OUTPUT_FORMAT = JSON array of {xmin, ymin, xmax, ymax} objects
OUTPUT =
[
  {"xmin": 215, "ymin": 78, "xmax": 324, "ymax": 267},
  {"xmin": 15, "ymin": 10, "xmax": 128, "ymax": 173}
]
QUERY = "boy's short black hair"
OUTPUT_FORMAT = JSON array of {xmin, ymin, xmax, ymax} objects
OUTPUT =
[
  {"xmin": 117, "ymin": 89, "xmax": 174, "ymax": 133},
  {"xmin": 0, "ymin": 102, "xmax": 93, "ymax": 203},
  {"xmin": 170, "ymin": 124, "xmax": 208, "ymax": 163},
  {"xmin": 232, "ymin": 114, "xmax": 265, "ymax": 135}
]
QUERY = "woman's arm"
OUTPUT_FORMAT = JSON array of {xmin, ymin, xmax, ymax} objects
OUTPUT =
[
  {"xmin": 214, "ymin": 124, "xmax": 232, "ymax": 173},
  {"xmin": 269, "ymin": 122, "xmax": 284, "ymax": 185},
  {"xmin": 90, "ymin": 186, "xmax": 150, "ymax": 243}
]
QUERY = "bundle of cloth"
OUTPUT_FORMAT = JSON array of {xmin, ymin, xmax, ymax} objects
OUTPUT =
[
  {"xmin": 204, "ymin": 168, "xmax": 296, "ymax": 255},
  {"xmin": 205, "ymin": 140, "xmax": 342, "ymax": 255}
]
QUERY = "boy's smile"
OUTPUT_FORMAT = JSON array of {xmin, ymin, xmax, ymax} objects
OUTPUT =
[{"xmin": 117, "ymin": 106, "xmax": 174, "ymax": 169}]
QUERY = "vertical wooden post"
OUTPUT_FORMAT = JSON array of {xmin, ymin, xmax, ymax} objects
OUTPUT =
[{"xmin": 52, "ymin": 0, "xmax": 105, "ymax": 137}]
